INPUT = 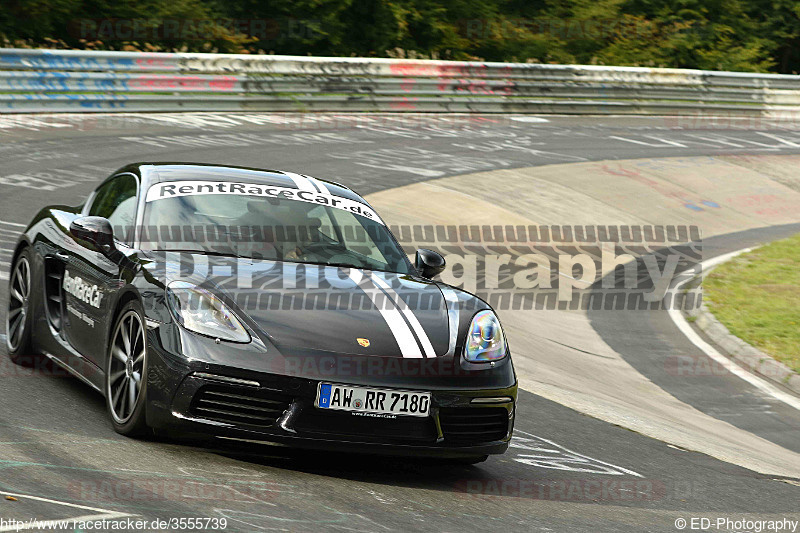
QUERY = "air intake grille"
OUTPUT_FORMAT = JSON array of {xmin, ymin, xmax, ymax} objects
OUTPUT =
[
  {"xmin": 44, "ymin": 257, "xmax": 65, "ymax": 331},
  {"xmin": 295, "ymin": 409, "xmax": 436, "ymax": 443},
  {"xmin": 439, "ymin": 407, "xmax": 509, "ymax": 445},
  {"xmin": 190, "ymin": 386, "xmax": 292, "ymax": 427}
]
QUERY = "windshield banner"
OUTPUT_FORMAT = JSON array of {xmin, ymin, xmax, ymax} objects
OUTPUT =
[{"xmin": 145, "ymin": 180, "xmax": 384, "ymax": 225}]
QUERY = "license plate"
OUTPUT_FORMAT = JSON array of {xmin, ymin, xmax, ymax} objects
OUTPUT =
[{"xmin": 316, "ymin": 383, "xmax": 431, "ymax": 417}]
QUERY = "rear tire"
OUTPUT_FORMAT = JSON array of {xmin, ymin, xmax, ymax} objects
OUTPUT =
[
  {"xmin": 105, "ymin": 300, "xmax": 150, "ymax": 437},
  {"xmin": 6, "ymin": 249, "xmax": 36, "ymax": 366}
]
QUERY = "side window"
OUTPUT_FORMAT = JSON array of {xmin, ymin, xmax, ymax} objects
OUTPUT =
[{"xmin": 88, "ymin": 175, "xmax": 138, "ymax": 244}]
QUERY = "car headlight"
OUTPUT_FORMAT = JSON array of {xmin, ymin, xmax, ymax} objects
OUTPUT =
[
  {"xmin": 464, "ymin": 310, "xmax": 507, "ymax": 362},
  {"xmin": 166, "ymin": 281, "xmax": 250, "ymax": 343}
]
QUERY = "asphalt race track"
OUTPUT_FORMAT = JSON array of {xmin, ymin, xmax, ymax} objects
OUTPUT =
[{"xmin": 1, "ymin": 113, "xmax": 799, "ymax": 532}]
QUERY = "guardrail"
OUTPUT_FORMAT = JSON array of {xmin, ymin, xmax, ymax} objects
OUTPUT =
[{"xmin": 2, "ymin": 47, "xmax": 800, "ymax": 114}]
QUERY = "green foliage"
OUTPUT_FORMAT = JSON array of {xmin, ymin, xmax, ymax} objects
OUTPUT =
[{"xmin": 0, "ymin": 0, "xmax": 795, "ymax": 72}]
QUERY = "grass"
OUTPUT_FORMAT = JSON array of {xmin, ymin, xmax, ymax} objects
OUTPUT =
[{"xmin": 704, "ymin": 233, "xmax": 800, "ymax": 374}]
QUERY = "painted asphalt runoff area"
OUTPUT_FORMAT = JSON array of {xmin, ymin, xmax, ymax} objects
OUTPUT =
[
  {"xmin": 365, "ymin": 151, "xmax": 800, "ymax": 477},
  {"xmin": 591, "ymin": 225, "xmax": 800, "ymax": 454},
  {"xmin": 1, "ymin": 114, "xmax": 799, "ymax": 531}
]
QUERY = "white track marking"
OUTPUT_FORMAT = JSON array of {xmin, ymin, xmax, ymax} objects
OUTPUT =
[
  {"xmin": 668, "ymin": 248, "xmax": 800, "ymax": 411},
  {"xmin": 0, "ymin": 490, "xmax": 130, "ymax": 532},
  {"xmin": 0, "ymin": 117, "xmax": 72, "ymax": 131},
  {"xmin": 510, "ymin": 117, "xmax": 550, "ymax": 123},
  {"xmin": 0, "ymin": 491, "xmax": 122, "ymax": 514},
  {"xmin": 512, "ymin": 430, "xmax": 643, "ymax": 476},
  {"xmin": 1, "ymin": 222, "xmax": 22, "ymax": 281},
  {"xmin": 754, "ymin": 132, "xmax": 800, "ymax": 148}
]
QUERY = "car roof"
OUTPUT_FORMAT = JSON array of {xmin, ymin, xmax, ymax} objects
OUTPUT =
[{"xmin": 112, "ymin": 162, "xmax": 366, "ymax": 204}]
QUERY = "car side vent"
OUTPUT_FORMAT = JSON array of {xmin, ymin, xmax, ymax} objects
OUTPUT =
[
  {"xmin": 43, "ymin": 257, "xmax": 65, "ymax": 331},
  {"xmin": 190, "ymin": 386, "xmax": 292, "ymax": 427},
  {"xmin": 439, "ymin": 407, "xmax": 509, "ymax": 445}
]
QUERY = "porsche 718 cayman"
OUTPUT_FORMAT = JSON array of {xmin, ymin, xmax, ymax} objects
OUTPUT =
[{"xmin": 5, "ymin": 163, "xmax": 517, "ymax": 461}]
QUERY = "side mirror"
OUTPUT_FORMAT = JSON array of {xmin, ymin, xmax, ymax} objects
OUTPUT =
[
  {"xmin": 415, "ymin": 248, "xmax": 446, "ymax": 279},
  {"xmin": 70, "ymin": 216, "xmax": 116, "ymax": 255}
]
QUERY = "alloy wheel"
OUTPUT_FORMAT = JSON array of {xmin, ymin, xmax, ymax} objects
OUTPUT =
[
  {"xmin": 107, "ymin": 310, "xmax": 146, "ymax": 423},
  {"xmin": 6, "ymin": 257, "xmax": 30, "ymax": 352}
]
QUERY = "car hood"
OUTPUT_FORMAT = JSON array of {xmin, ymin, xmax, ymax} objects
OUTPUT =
[{"xmin": 148, "ymin": 253, "xmax": 452, "ymax": 358}]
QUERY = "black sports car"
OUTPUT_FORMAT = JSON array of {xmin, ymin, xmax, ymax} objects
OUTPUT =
[{"xmin": 5, "ymin": 163, "xmax": 517, "ymax": 461}]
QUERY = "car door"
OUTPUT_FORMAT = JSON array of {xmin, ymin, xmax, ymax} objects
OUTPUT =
[{"xmin": 62, "ymin": 173, "xmax": 139, "ymax": 366}]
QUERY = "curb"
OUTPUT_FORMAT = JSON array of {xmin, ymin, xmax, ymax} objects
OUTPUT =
[{"xmin": 685, "ymin": 261, "xmax": 800, "ymax": 397}]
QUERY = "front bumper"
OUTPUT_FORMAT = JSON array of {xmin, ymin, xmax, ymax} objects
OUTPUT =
[{"xmin": 145, "ymin": 329, "xmax": 517, "ymax": 458}]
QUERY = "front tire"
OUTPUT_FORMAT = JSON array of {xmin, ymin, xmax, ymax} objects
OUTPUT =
[
  {"xmin": 105, "ymin": 300, "xmax": 149, "ymax": 437},
  {"xmin": 7, "ymin": 250, "xmax": 36, "ymax": 366}
]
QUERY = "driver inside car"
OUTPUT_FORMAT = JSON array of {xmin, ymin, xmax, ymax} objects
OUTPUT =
[{"xmin": 238, "ymin": 200, "xmax": 325, "ymax": 261}]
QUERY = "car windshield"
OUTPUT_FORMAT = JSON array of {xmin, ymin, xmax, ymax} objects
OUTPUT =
[{"xmin": 140, "ymin": 181, "xmax": 412, "ymax": 274}]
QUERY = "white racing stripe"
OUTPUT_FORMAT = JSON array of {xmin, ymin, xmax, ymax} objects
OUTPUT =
[
  {"xmin": 348, "ymin": 269, "xmax": 423, "ymax": 358},
  {"xmin": 371, "ymin": 273, "xmax": 437, "ymax": 358},
  {"xmin": 281, "ymin": 171, "xmax": 317, "ymax": 192},
  {"xmin": 283, "ymin": 171, "xmax": 332, "ymax": 195},
  {"xmin": 305, "ymin": 174, "xmax": 331, "ymax": 195}
]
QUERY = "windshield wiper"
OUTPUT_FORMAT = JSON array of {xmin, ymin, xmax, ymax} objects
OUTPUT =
[
  {"xmin": 154, "ymin": 249, "xmax": 243, "ymax": 258},
  {"xmin": 296, "ymin": 259, "xmax": 402, "ymax": 274}
]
